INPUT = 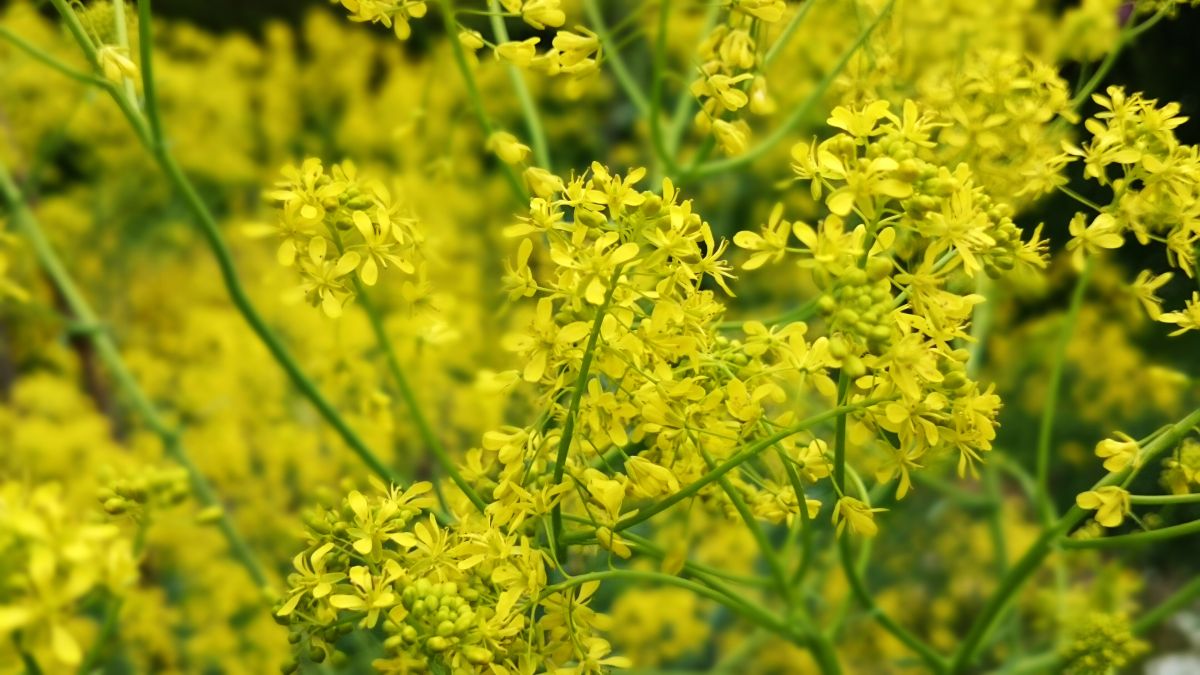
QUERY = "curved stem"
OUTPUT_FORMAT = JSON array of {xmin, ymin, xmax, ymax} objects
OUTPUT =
[
  {"xmin": 45, "ymin": 0, "xmax": 405, "ymax": 486},
  {"xmin": 486, "ymin": 0, "xmax": 550, "ymax": 170},
  {"xmin": 949, "ymin": 406, "xmax": 1200, "ymax": 673},
  {"xmin": 355, "ymin": 285, "xmax": 486, "ymax": 512},
  {"xmin": 0, "ymin": 163, "xmax": 270, "ymax": 591},
  {"xmin": 1062, "ymin": 518, "xmax": 1200, "ymax": 549},
  {"xmin": 1035, "ymin": 259, "xmax": 1093, "ymax": 526},
  {"xmin": 1069, "ymin": 7, "xmax": 1168, "ymax": 110},
  {"xmin": 582, "ymin": 0, "xmax": 650, "ymax": 116}
]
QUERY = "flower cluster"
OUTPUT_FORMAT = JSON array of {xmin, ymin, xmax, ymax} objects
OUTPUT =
[
  {"xmin": 0, "ymin": 481, "xmax": 137, "ymax": 668},
  {"xmin": 335, "ymin": 0, "xmax": 429, "ymax": 40},
  {"xmin": 1058, "ymin": 611, "xmax": 1148, "ymax": 675},
  {"xmin": 1061, "ymin": 87, "xmax": 1200, "ymax": 332},
  {"xmin": 96, "ymin": 465, "xmax": 191, "ymax": 519},
  {"xmin": 688, "ymin": 1, "xmax": 784, "ymax": 154},
  {"xmin": 747, "ymin": 99, "xmax": 1046, "ymax": 482},
  {"xmin": 257, "ymin": 158, "xmax": 423, "ymax": 317},
  {"xmin": 276, "ymin": 481, "xmax": 626, "ymax": 673}
]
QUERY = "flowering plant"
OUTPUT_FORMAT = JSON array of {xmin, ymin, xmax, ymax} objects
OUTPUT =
[{"xmin": 1, "ymin": 0, "xmax": 1200, "ymax": 673}]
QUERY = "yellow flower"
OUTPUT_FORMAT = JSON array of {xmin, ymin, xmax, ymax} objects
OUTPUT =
[
  {"xmin": 1094, "ymin": 432, "xmax": 1140, "ymax": 473},
  {"xmin": 1076, "ymin": 486, "xmax": 1131, "ymax": 528},
  {"xmin": 97, "ymin": 45, "xmax": 137, "ymax": 83},
  {"xmin": 625, "ymin": 456, "xmax": 680, "ymax": 498},
  {"xmin": 1067, "ymin": 212, "xmax": 1124, "ymax": 269},
  {"xmin": 495, "ymin": 38, "xmax": 540, "ymax": 68},
  {"xmin": 833, "ymin": 496, "xmax": 886, "ymax": 537},
  {"xmin": 1131, "ymin": 270, "xmax": 1173, "ymax": 319},
  {"xmin": 487, "ymin": 131, "xmax": 531, "ymax": 165},
  {"xmin": 733, "ymin": 203, "xmax": 792, "ymax": 269},
  {"xmin": 1159, "ymin": 291, "xmax": 1200, "ymax": 336}
]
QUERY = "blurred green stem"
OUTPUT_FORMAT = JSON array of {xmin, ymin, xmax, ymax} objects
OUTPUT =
[
  {"xmin": 486, "ymin": 0, "xmax": 551, "ymax": 170},
  {"xmin": 439, "ymin": 0, "xmax": 528, "ymax": 202},
  {"xmin": 0, "ymin": 162, "xmax": 270, "ymax": 592},
  {"xmin": 583, "ymin": 0, "xmax": 650, "ymax": 116},
  {"xmin": 1034, "ymin": 259, "xmax": 1093, "ymax": 526},
  {"xmin": 353, "ymin": 284, "xmax": 487, "ymax": 512}
]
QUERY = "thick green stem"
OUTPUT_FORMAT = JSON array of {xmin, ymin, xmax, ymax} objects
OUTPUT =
[
  {"xmin": 0, "ymin": 163, "xmax": 270, "ymax": 591},
  {"xmin": 1035, "ymin": 259, "xmax": 1093, "ymax": 526}
]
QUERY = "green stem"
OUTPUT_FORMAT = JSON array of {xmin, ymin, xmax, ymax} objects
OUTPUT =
[
  {"xmin": 486, "ymin": 0, "xmax": 550, "ymax": 170},
  {"xmin": 0, "ymin": 163, "xmax": 270, "ymax": 591},
  {"xmin": 136, "ymin": 0, "xmax": 162, "ymax": 144},
  {"xmin": 648, "ymin": 0, "xmax": 678, "ymax": 178},
  {"xmin": 762, "ymin": 0, "xmax": 818, "ymax": 68},
  {"xmin": 1129, "ymin": 493, "xmax": 1200, "ymax": 505},
  {"xmin": 0, "ymin": 27, "xmax": 106, "ymax": 87},
  {"xmin": 687, "ymin": 0, "xmax": 895, "ymax": 179},
  {"xmin": 111, "ymin": 0, "xmax": 137, "ymax": 103},
  {"xmin": 1034, "ymin": 259, "xmax": 1093, "ymax": 526},
  {"xmin": 583, "ymin": 0, "xmax": 650, "ymax": 116},
  {"xmin": 949, "ymin": 406, "xmax": 1200, "ymax": 673},
  {"xmin": 695, "ymin": 440, "xmax": 792, "ymax": 606},
  {"xmin": 1133, "ymin": 574, "xmax": 1200, "ymax": 635},
  {"xmin": 1069, "ymin": 7, "xmax": 1168, "ymax": 110},
  {"xmin": 833, "ymin": 371, "xmax": 850, "ymax": 492},
  {"xmin": 831, "ymin": 375, "xmax": 947, "ymax": 672},
  {"xmin": 537, "ymin": 570, "xmax": 796, "ymax": 639},
  {"xmin": 46, "ymin": 0, "xmax": 404, "ymax": 486},
  {"xmin": 354, "ymin": 285, "xmax": 486, "ymax": 512},
  {"xmin": 717, "ymin": 296, "xmax": 821, "ymax": 331},
  {"xmin": 550, "ymin": 268, "xmax": 620, "ymax": 555},
  {"xmin": 438, "ymin": 0, "xmax": 528, "ymax": 203},
  {"xmin": 1062, "ymin": 518, "xmax": 1200, "ymax": 549},
  {"xmin": 664, "ymin": 0, "xmax": 721, "ymax": 156},
  {"xmin": 562, "ymin": 400, "xmax": 882, "ymax": 543},
  {"xmin": 838, "ymin": 534, "xmax": 949, "ymax": 672}
]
